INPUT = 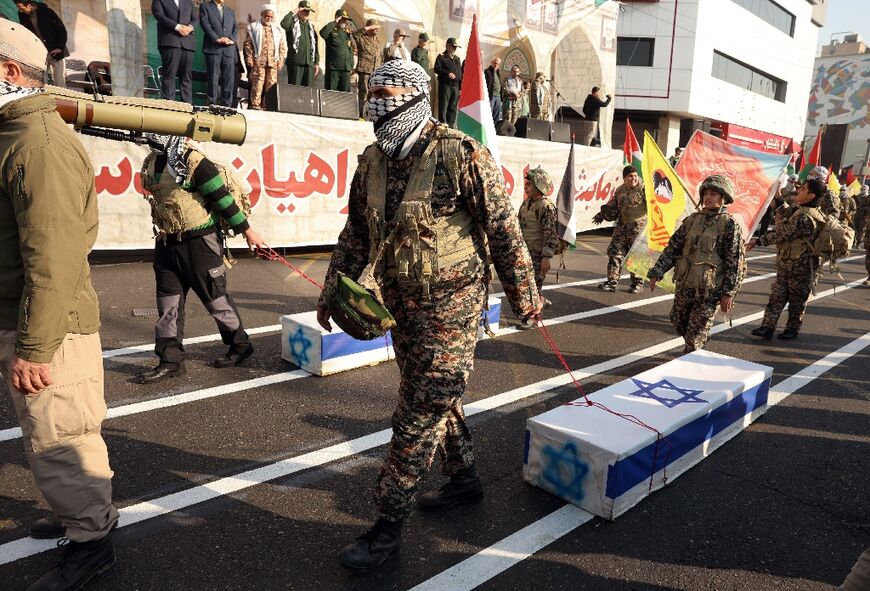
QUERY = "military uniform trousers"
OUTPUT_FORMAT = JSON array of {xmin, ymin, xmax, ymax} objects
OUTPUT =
[
  {"xmin": 670, "ymin": 287, "xmax": 720, "ymax": 354},
  {"xmin": 607, "ymin": 221, "xmax": 644, "ymax": 285},
  {"xmin": 760, "ymin": 257, "xmax": 819, "ymax": 332},
  {"xmin": 325, "ymin": 68, "xmax": 350, "ymax": 92},
  {"xmin": 249, "ymin": 64, "xmax": 279, "ymax": 110},
  {"xmin": 530, "ymin": 252, "xmax": 547, "ymax": 296},
  {"xmin": 438, "ymin": 81, "xmax": 459, "ymax": 127},
  {"xmin": 288, "ymin": 64, "xmax": 315, "ymax": 87},
  {"xmin": 153, "ymin": 231, "xmax": 250, "ymax": 367},
  {"xmin": 357, "ymin": 71, "xmax": 371, "ymax": 117},
  {"xmin": 502, "ymin": 98, "xmax": 521, "ymax": 126},
  {"xmin": 0, "ymin": 331, "xmax": 119, "ymax": 542},
  {"xmin": 375, "ymin": 278, "xmax": 485, "ymax": 522},
  {"xmin": 864, "ymin": 221, "xmax": 870, "ymax": 277}
]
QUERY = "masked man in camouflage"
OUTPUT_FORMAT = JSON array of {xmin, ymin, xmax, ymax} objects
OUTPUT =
[
  {"xmin": 518, "ymin": 166, "xmax": 558, "ymax": 328},
  {"xmin": 806, "ymin": 165, "xmax": 840, "ymax": 219},
  {"xmin": 647, "ymin": 175, "xmax": 745, "ymax": 353},
  {"xmin": 316, "ymin": 60, "xmax": 540, "ymax": 572},
  {"xmin": 592, "ymin": 165, "xmax": 646, "ymax": 293},
  {"xmin": 747, "ymin": 177, "xmax": 827, "ymax": 340}
]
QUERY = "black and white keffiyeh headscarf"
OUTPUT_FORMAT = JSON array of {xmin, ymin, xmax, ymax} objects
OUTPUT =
[
  {"xmin": 366, "ymin": 60, "xmax": 433, "ymax": 160},
  {"xmin": 0, "ymin": 80, "xmax": 43, "ymax": 109},
  {"xmin": 143, "ymin": 134, "xmax": 190, "ymax": 182}
]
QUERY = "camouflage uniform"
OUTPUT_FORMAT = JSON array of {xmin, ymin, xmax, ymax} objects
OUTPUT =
[
  {"xmin": 597, "ymin": 182, "xmax": 646, "ymax": 287},
  {"xmin": 756, "ymin": 204, "xmax": 824, "ymax": 332},
  {"xmin": 839, "ymin": 193, "xmax": 856, "ymax": 224},
  {"xmin": 648, "ymin": 209, "xmax": 745, "ymax": 354},
  {"xmin": 864, "ymin": 209, "xmax": 870, "ymax": 280},
  {"xmin": 854, "ymin": 192, "xmax": 869, "ymax": 247},
  {"xmin": 518, "ymin": 167, "xmax": 558, "ymax": 294},
  {"xmin": 318, "ymin": 123, "xmax": 538, "ymax": 522},
  {"xmin": 819, "ymin": 188, "xmax": 841, "ymax": 219}
]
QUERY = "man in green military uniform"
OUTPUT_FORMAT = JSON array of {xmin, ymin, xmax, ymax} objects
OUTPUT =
[
  {"xmin": 316, "ymin": 60, "xmax": 540, "ymax": 572},
  {"xmin": 648, "ymin": 175, "xmax": 745, "ymax": 353},
  {"xmin": 411, "ymin": 32, "xmax": 430, "ymax": 72},
  {"xmin": 352, "ymin": 18, "xmax": 382, "ymax": 117},
  {"xmin": 518, "ymin": 166, "xmax": 558, "ymax": 328},
  {"xmin": 592, "ymin": 165, "xmax": 647, "ymax": 293},
  {"xmin": 280, "ymin": 0, "xmax": 318, "ymax": 86},
  {"xmin": 320, "ymin": 8, "xmax": 353, "ymax": 92}
]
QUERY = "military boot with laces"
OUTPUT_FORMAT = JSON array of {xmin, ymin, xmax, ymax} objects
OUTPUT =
[
  {"xmin": 597, "ymin": 281, "xmax": 617, "ymax": 292},
  {"xmin": 418, "ymin": 465, "xmax": 484, "ymax": 512},
  {"xmin": 337, "ymin": 518, "xmax": 401, "ymax": 572},
  {"xmin": 28, "ymin": 535, "xmax": 115, "ymax": 591}
]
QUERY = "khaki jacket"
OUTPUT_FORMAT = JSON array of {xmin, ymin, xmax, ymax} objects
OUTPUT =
[{"xmin": 0, "ymin": 93, "xmax": 100, "ymax": 362}]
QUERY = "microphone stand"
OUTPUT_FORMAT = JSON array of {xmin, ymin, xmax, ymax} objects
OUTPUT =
[{"xmin": 548, "ymin": 80, "xmax": 566, "ymax": 125}]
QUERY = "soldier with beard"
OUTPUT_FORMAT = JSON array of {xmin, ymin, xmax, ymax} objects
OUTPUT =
[
  {"xmin": 647, "ymin": 175, "xmax": 745, "ymax": 353},
  {"xmin": 316, "ymin": 60, "xmax": 540, "ymax": 572},
  {"xmin": 592, "ymin": 165, "xmax": 646, "ymax": 293}
]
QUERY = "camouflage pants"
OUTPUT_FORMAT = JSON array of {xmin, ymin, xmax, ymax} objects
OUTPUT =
[
  {"xmin": 606, "ymin": 222, "xmax": 643, "ymax": 285},
  {"xmin": 248, "ymin": 65, "xmax": 278, "ymax": 110},
  {"xmin": 531, "ymin": 252, "xmax": 547, "ymax": 295},
  {"xmin": 761, "ymin": 257, "xmax": 818, "ymax": 332},
  {"xmin": 865, "ymin": 221, "xmax": 870, "ymax": 277},
  {"xmin": 670, "ymin": 287, "xmax": 719, "ymax": 354},
  {"xmin": 375, "ymin": 279, "xmax": 486, "ymax": 522},
  {"xmin": 503, "ymin": 99, "xmax": 521, "ymax": 125},
  {"xmin": 854, "ymin": 209, "xmax": 868, "ymax": 246}
]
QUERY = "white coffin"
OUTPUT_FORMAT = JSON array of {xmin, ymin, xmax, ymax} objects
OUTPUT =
[
  {"xmin": 523, "ymin": 350, "xmax": 773, "ymax": 520},
  {"xmin": 281, "ymin": 296, "xmax": 502, "ymax": 376}
]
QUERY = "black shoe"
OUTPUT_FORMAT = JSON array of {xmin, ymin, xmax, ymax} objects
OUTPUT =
[
  {"xmin": 137, "ymin": 363, "xmax": 185, "ymax": 384},
  {"xmin": 28, "ymin": 535, "xmax": 115, "ymax": 591},
  {"xmin": 777, "ymin": 328, "xmax": 799, "ymax": 340},
  {"xmin": 750, "ymin": 326, "xmax": 774, "ymax": 340},
  {"xmin": 418, "ymin": 465, "xmax": 484, "ymax": 512},
  {"xmin": 213, "ymin": 345, "xmax": 254, "ymax": 368},
  {"xmin": 597, "ymin": 281, "xmax": 617, "ymax": 292},
  {"xmin": 337, "ymin": 519, "xmax": 401, "ymax": 573},
  {"xmin": 31, "ymin": 516, "xmax": 64, "ymax": 540}
]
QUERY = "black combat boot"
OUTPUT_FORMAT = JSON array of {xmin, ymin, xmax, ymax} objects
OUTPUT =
[
  {"xmin": 30, "ymin": 516, "xmax": 64, "ymax": 540},
  {"xmin": 213, "ymin": 344, "xmax": 254, "ymax": 368},
  {"xmin": 28, "ymin": 535, "xmax": 115, "ymax": 591},
  {"xmin": 137, "ymin": 363, "xmax": 185, "ymax": 384},
  {"xmin": 628, "ymin": 280, "xmax": 644, "ymax": 294},
  {"xmin": 777, "ymin": 328, "xmax": 799, "ymax": 340},
  {"xmin": 418, "ymin": 465, "xmax": 484, "ymax": 512},
  {"xmin": 337, "ymin": 519, "xmax": 401, "ymax": 572},
  {"xmin": 750, "ymin": 326, "xmax": 774, "ymax": 340}
]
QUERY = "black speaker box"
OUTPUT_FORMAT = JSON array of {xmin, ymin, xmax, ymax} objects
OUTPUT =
[
  {"xmin": 819, "ymin": 123, "xmax": 850, "ymax": 170},
  {"xmin": 550, "ymin": 121, "xmax": 571, "ymax": 143},
  {"xmin": 515, "ymin": 117, "xmax": 550, "ymax": 141},
  {"xmin": 264, "ymin": 83, "xmax": 319, "ymax": 115},
  {"xmin": 319, "ymin": 89, "xmax": 359, "ymax": 120}
]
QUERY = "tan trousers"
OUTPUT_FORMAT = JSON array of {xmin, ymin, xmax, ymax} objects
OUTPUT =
[
  {"xmin": 0, "ymin": 330, "xmax": 118, "ymax": 542},
  {"xmin": 249, "ymin": 65, "xmax": 278, "ymax": 110},
  {"xmin": 47, "ymin": 56, "xmax": 66, "ymax": 88}
]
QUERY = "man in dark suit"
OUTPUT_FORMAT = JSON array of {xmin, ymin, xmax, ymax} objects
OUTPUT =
[
  {"xmin": 199, "ymin": 0, "xmax": 236, "ymax": 106},
  {"xmin": 152, "ymin": 0, "xmax": 199, "ymax": 103}
]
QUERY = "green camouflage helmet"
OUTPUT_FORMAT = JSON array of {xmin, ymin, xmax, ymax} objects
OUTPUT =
[
  {"xmin": 329, "ymin": 272, "xmax": 396, "ymax": 340},
  {"xmin": 525, "ymin": 166, "xmax": 553, "ymax": 196},
  {"xmin": 698, "ymin": 174, "xmax": 735, "ymax": 204}
]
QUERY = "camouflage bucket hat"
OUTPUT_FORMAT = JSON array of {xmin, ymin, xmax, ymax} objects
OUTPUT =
[
  {"xmin": 698, "ymin": 174, "xmax": 734, "ymax": 204},
  {"xmin": 329, "ymin": 272, "xmax": 396, "ymax": 341},
  {"xmin": 526, "ymin": 166, "xmax": 553, "ymax": 195}
]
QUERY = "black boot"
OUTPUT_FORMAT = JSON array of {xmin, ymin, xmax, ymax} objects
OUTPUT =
[
  {"xmin": 30, "ymin": 516, "xmax": 64, "ymax": 540},
  {"xmin": 213, "ymin": 344, "xmax": 254, "ymax": 368},
  {"xmin": 337, "ymin": 519, "xmax": 401, "ymax": 573},
  {"xmin": 137, "ymin": 363, "xmax": 185, "ymax": 384},
  {"xmin": 777, "ymin": 328, "xmax": 799, "ymax": 340},
  {"xmin": 418, "ymin": 465, "xmax": 484, "ymax": 512},
  {"xmin": 750, "ymin": 326, "xmax": 774, "ymax": 340},
  {"xmin": 28, "ymin": 535, "xmax": 115, "ymax": 591}
]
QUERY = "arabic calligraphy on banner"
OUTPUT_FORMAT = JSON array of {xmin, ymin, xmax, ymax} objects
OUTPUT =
[{"xmin": 81, "ymin": 111, "xmax": 624, "ymax": 250}]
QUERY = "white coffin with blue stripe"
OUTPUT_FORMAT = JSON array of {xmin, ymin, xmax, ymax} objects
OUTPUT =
[
  {"xmin": 281, "ymin": 296, "xmax": 502, "ymax": 376},
  {"xmin": 523, "ymin": 350, "xmax": 773, "ymax": 520}
]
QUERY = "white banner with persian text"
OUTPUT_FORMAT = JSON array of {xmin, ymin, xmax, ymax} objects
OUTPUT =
[{"xmin": 83, "ymin": 111, "xmax": 623, "ymax": 250}]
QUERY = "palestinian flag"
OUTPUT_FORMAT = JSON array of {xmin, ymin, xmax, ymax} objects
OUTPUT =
[
  {"xmin": 555, "ymin": 141, "xmax": 578, "ymax": 248},
  {"xmin": 784, "ymin": 139, "xmax": 795, "ymax": 176},
  {"xmin": 623, "ymin": 118, "xmax": 642, "ymax": 176},
  {"xmin": 799, "ymin": 128, "xmax": 822, "ymax": 182},
  {"xmin": 457, "ymin": 14, "xmax": 500, "ymax": 164}
]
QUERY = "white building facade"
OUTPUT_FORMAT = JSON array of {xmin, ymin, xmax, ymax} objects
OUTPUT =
[{"xmin": 612, "ymin": 0, "xmax": 821, "ymax": 157}]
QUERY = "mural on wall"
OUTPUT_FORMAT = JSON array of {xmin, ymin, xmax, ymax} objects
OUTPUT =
[{"xmin": 806, "ymin": 56, "xmax": 870, "ymax": 131}]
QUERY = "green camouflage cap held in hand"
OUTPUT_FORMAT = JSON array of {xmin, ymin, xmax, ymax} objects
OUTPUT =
[
  {"xmin": 329, "ymin": 273, "xmax": 396, "ymax": 340},
  {"xmin": 526, "ymin": 166, "xmax": 553, "ymax": 196},
  {"xmin": 699, "ymin": 174, "xmax": 734, "ymax": 204}
]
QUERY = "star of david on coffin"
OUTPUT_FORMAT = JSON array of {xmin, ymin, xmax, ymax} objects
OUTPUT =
[
  {"xmin": 288, "ymin": 327, "xmax": 312, "ymax": 367},
  {"xmin": 627, "ymin": 378, "xmax": 708, "ymax": 409}
]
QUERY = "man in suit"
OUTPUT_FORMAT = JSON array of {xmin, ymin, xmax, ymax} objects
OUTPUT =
[
  {"xmin": 15, "ymin": 0, "xmax": 68, "ymax": 88},
  {"xmin": 152, "ymin": 0, "xmax": 199, "ymax": 103},
  {"xmin": 280, "ymin": 0, "xmax": 319, "ymax": 86},
  {"xmin": 199, "ymin": 0, "xmax": 236, "ymax": 106}
]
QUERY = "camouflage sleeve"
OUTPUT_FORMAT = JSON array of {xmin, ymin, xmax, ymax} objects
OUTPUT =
[
  {"xmin": 463, "ymin": 143, "xmax": 539, "ymax": 318},
  {"xmin": 757, "ymin": 207, "xmax": 815, "ymax": 247},
  {"xmin": 541, "ymin": 200, "xmax": 559, "ymax": 258},
  {"xmin": 648, "ymin": 217, "xmax": 689, "ymax": 279},
  {"xmin": 719, "ymin": 217, "xmax": 744, "ymax": 298},
  {"xmin": 317, "ymin": 168, "xmax": 370, "ymax": 310}
]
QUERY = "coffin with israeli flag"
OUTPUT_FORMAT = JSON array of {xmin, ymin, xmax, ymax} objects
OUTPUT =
[{"xmin": 523, "ymin": 350, "xmax": 773, "ymax": 519}]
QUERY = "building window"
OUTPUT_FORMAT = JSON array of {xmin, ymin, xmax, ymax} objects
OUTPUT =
[
  {"xmin": 712, "ymin": 51, "xmax": 787, "ymax": 102},
  {"xmin": 616, "ymin": 37, "xmax": 655, "ymax": 67},
  {"xmin": 731, "ymin": 0, "xmax": 795, "ymax": 37}
]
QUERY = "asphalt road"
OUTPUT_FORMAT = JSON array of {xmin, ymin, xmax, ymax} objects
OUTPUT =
[{"xmin": 1, "ymin": 234, "xmax": 868, "ymax": 591}]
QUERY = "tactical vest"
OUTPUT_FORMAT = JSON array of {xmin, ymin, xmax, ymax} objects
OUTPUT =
[
  {"xmin": 618, "ymin": 185, "xmax": 647, "ymax": 223},
  {"xmin": 518, "ymin": 197, "xmax": 551, "ymax": 253},
  {"xmin": 141, "ymin": 148, "xmax": 251, "ymax": 240},
  {"xmin": 673, "ymin": 212, "xmax": 731, "ymax": 292},
  {"xmin": 777, "ymin": 207, "xmax": 825, "ymax": 261},
  {"xmin": 359, "ymin": 125, "xmax": 484, "ymax": 300}
]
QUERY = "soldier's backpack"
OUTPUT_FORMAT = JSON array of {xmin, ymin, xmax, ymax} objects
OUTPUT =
[{"xmin": 809, "ymin": 213, "xmax": 854, "ymax": 270}]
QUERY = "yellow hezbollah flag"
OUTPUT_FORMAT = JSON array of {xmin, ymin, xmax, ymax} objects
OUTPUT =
[
  {"xmin": 827, "ymin": 172, "xmax": 841, "ymax": 195},
  {"xmin": 848, "ymin": 179, "xmax": 862, "ymax": 196},
  {"xmin": 641, "ymin": 131, "xmax": 690, "ymax": 252}
]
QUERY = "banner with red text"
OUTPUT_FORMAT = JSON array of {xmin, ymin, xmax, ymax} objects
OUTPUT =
[{"xmin": 82, "ymin": 110, "xmax": 623, "ymax": 250}]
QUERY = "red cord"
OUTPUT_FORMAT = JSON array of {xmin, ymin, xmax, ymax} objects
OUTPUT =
[{"xmin": 255, "ymin": 246, "xmax": 324, "ymax": 290}]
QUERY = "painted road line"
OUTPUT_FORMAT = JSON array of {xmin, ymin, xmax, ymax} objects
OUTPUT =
[
  {"xmin": 409, "ymin": 329, "xmax": 870, "ymax": 591},
  {"xmin": 0, "ymin": 279, "xmax": 860, "ymax": 567}
]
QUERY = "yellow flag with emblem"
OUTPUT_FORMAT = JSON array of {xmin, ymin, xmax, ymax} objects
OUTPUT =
[
  {"xmin": 827, "ymin": 172, "xmax": 841, "ymax": 195},
  {"xmin": 848, "ymin": 179, "xmax": 862, "ymax": 196},
  {"xmin": 641, "ymin": 131, "xmax": 691, "ymax": 252}
]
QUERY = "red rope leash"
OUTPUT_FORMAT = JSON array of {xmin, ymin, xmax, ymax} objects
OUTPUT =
[
  {"xmin": 255, "ymin": 246, "xmax": 324, "ymax": 290},
  {"xmin": 535, "ymin": 316, "xmax": 673, "ymax": 491}
]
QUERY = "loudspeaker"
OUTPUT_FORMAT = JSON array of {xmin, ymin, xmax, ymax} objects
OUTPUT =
[
  {"xmin": 679, "ymin": 118, "xmax": 710, "ymax": 147},
  {"xmin": 819, "ymin": 123, "xmax": 850, "ymax": 171},
  {"xmin": 319, "ymin": 89, "xmax": 360, "ymax": 120},
  {"xmin": 551, "ymin": 121, "xmax": 571, "ymax": 143},
  {"xmin": 515, "ymin": 117, "xmax": 550, "ymax": 141},
  {"xmin": 264, "ymin": 83, "xmax": 319, "ymax": 115}
]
